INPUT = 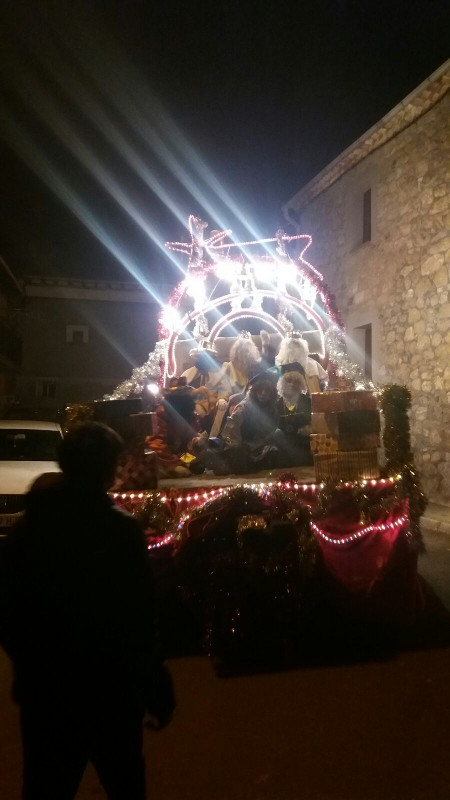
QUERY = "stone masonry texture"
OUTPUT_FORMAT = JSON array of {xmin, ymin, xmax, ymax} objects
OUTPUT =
[{"xmin": 290, "ymin": 91, "xmax": 449, "ymax": 503}]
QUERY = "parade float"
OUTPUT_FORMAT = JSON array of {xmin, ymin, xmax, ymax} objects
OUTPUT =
[{"xmin": 69, "ymin": 216, "xmax": 427, "ymax": 660}]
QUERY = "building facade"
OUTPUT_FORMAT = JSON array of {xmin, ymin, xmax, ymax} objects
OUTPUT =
[
  {"xmin": 16, "ymin": 276, "xmax": 159, "ymax": 414},
  {"xmin": 284, "ymin": 61, "xmax": 449, "ymax": 503},
  {"xmin": 0, "ymin": 256, "xmax": 23, "ymax": 414}
]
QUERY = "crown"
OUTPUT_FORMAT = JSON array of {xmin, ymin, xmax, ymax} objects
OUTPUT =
[{"xmin": 287, "ymin": 331, "xmax": 303, "ymax": 339}]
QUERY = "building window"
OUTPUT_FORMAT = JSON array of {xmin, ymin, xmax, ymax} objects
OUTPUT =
[
  {"xmin": 362, "ymin": 189, "xmax": 372, "ymax": 243},
  {"xmin": 348, "ymin": 183, "xmax": 374, "ymax": 250},
  {"xmin": 66, "ymin": 324, "xmax": 89, "ymax": 344},
  {"xmin": 36, "ymin": 380, "xmax": 57, "ymax": 399},
  {"xmin": 352, "ymin": 323, "xmax": 372, "ymax": 379}
]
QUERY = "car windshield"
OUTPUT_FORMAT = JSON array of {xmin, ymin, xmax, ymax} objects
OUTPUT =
[{"xmin": 0, "ymin": 429, "xmax": 61, "ymax": 461}]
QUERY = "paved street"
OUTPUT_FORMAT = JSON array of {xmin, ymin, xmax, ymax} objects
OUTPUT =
[{"xmin": 1, "ymin": 527, "xmax": 449, "ymax": 800}]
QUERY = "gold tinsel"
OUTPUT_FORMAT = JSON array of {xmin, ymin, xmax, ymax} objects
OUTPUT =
[
  {"xmin": 237, "ymin": 515, "xmax": 268, "ymax": 533},
  {"xmin": 132, "ymin": 492, "xmax": 173, "ymax": 534},
  {"xmin": 64, "ymin": 403, "xmax": 94, "ymax": 433}
]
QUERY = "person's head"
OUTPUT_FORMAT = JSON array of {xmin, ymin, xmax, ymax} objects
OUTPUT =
[
  {"xmin": 230, "ymin": 335, "xmax": 261, "ymax": 375},
  {"xmin": 275, "ymin": 334, "xmax": 309, "ymax": 370},
  {"xmin": 58, "ymin": 422, "xmax": 123, "ymax": 491},
  {"xmin": 277, "ymin": 370, "xmax": 308, "ymax": 403},
  {"xmin": 249, "ymin": 375, "xmax": 278, "ymax": 407},
  {"xmin": 193, "ymin": 349, "xmax": 219, "ymax": 374}
]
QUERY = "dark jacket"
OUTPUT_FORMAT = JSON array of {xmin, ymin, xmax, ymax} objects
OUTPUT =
[
  {"xmin": 0, "ymin": 480, "xmax": 158, "ymax": 706},
  {"xmin": 222, "ymin": 395, "xmax": 279, "ymax": 449}
]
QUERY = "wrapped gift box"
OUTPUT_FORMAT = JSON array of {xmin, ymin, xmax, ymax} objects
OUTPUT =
[
  {"xmin": 311, "ymin": 410, "xmax": 380, "ymax": 438},
  {"xmin": 311, "ymin": 412, "xmax": 339, "ymax": 436},
  {"xmin": 341, "ymin": 391, "xmax": 378, "ymax": 411},
  {"xmin": 129, "ymin": 412, "xmax": 158, "ymax": 438},
  {"xmin": 314, "ymin": 450, "xmax": 380, "ymax": 481},
  {"xmin": 311, "ymin": 390, "xmax": 377, "ymax": 414},
  {"xmin": 310, "ymin": 434, "xmax": 338, "ymax": 455},
  {"xmin": 310, "ymin": 432, "xmax": 380, "ymax": 455},
  {"xmin": 311, "ymin": 392, "xmax": 345, "ymax": 413},
  {"xmin": 338, "ymin": 433, "xmax": 380, "ymax": 451},
  {"xmin": 336, "ymin": 410, "xmax": 380, "ymax": 437},
  {"xmin": 94, "ymin": 398, "xmax": 143, "ymax": 420}
]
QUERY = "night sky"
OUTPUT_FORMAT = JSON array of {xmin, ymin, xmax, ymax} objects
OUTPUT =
[{"xmin": 0, "ymin": 0, "xmax": 448, "ymax": 294}]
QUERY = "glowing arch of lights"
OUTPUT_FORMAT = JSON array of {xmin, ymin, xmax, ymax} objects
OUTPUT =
[
  {"xmin": 208, "ymin": 310, "xmax": 285, "ymax": 342},
  {"xmin": 165, "ymin": 289, "xmax": 326, "ymax": 378},
  {"xmin": 106, "ymin": 216, "xmax": 370, "ymax": 401}
]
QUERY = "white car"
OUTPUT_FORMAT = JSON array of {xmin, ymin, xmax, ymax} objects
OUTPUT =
[{"xmin": 0, "ymin": 420, "xmax": 63, "ymax": 530}]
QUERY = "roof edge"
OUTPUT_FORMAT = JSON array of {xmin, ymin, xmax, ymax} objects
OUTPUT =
[{"xmin": 284, "ymin": 59, "xmax": 450, "ymax": 214}]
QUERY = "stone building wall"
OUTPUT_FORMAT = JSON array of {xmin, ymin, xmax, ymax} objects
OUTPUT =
[{"xmin": 288, "ymin": 91, "xmax": 449, "ymax": 503}]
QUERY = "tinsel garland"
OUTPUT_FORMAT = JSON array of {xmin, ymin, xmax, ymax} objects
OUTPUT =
[
  {"xmin": 64, "ymin": 403, "xmax": 93, "ymax": 433},
  {"xmin": 313, "ymin": 479, "xmax": 399, "ymax": 527},
  {"xmin": 324, "ymin": 325, "xmax": 374, "ymax": 390},
  {"xmin": 181, "ymin": 485, "xmax": 316, "ymax": 571},
  {"xmin": 380, "ymin": 385, "xmax": 427, "ymax": 550},
  {"xmin": 132, "ymin": 492, "xmax": 173, "ymax": 536},
  {"xmin": 175, "ymin": 486, "xmax": 317, "ymax": 664},
  {"xmin": 104, "ymin": 339, "xmax": 167, "ymax": 400}
]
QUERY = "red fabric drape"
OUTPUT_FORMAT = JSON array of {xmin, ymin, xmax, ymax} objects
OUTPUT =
[{"xmin": 316, "ymin": 502, "xmax": 408, "ymax": 593}]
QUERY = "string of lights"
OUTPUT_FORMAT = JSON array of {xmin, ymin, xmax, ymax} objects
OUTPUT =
[
  {"xmin": 311, "ymin": 514, "xmax": 408, "ymax": 545},
  {"xmin": 111, "ymin": 475, "xmax": 401, "ymax": 504}
]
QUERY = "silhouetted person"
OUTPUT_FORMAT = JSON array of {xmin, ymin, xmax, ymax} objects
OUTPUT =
[{"xmin": 0, "ymin": 422, "xmax": 173, "ymax": 800}]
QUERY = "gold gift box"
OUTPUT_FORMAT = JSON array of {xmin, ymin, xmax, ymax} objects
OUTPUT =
[{"xmin": 314, "ymin": 450, "xmax": 380, "ymax": 482}]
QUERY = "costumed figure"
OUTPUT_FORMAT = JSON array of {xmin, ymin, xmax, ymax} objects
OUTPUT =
[
  {"xmin": 181, "ymin": 341, "xmax": 232, "ymax": 433},
  {"xmin": 223, "ymin": 329, "xmax": 275, "ymax": 399},
  {"xmin": 275, "ymin": 334, "xmax": 309, "ymax": 389},
  {"xmin": 274, "ymin": 334, "xmax": 312, "ymax": 466},
  {"xmin": 145, "ymin": 377, "xmax": 198, "ymax": 478},
  {"xmin": 306, "ymin": 353, "xmax": 328, "ymax": 393},
  {"xmin": 213, "ymin": 371, "xmax": 280, "ymax": 475},
  {"xmin": 275, "ymin": 365, "xmax": 313, "ymax": 467},
  {"xmin": 201, "ymin": 329, "xmax": 275, "ymax": 439}
]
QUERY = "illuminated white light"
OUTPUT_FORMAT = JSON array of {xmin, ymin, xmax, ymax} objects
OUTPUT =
[
  {"xmin": 277, "ymin": 262, "xmax": 298, "ymax": 288},
  {"xmin": 160, "ymin": 305, "xmax": 181, "ymax": 333},
  {"xmin": 214, "ymin": 259, "xmax": 240, "ymax": 282},
  {"xmin": 184, "ymin": 275, "xmax": 206, "ymax": 308},
  {"xmin": 253, "ymin": 261, "xmax": 275, "ymax": 283},
  {"xmin": 311, "ymin": 514, "xmax": 408, "ymax": 545},
  {"xmin": 147, "ymin": 383, "xmax": 160, "ymax": 396}
]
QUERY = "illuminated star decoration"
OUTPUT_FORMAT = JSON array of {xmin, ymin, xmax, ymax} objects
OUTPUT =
[{"xmin": 165, "ymin": 214, "xmax": 232, "ymax": 271}]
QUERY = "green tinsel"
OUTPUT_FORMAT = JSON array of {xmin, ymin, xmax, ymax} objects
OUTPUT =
[
  {"xmin": 380, "ymin": 384, "xmax": 427, "ymax": 551},
  {"xmin": 132, "ymin": 492, "xmax": 173, "ymax": 535},
  {"xmin": 64, "ymin": 403, "xmax": 94, "ymax": 434}
]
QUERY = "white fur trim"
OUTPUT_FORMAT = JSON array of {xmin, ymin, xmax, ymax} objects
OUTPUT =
[{"xmin": 275, "ymin": 337, "xmax": 309, "ymax": 369}]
